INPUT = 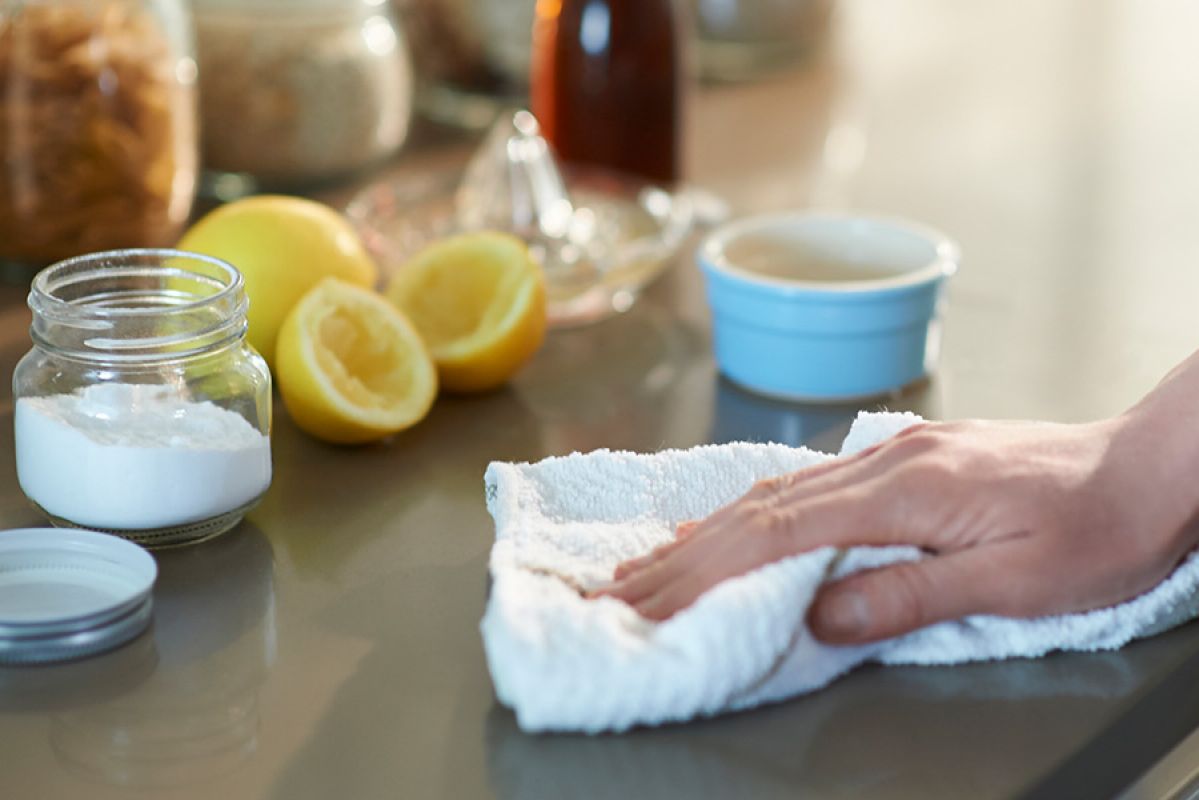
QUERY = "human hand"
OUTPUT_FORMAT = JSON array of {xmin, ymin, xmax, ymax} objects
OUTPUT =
[{"xmin": 593, "ymin": 417, "xmax": 1199, "ymax": 644}]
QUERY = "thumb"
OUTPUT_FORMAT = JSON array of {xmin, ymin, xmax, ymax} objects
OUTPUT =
[{"xmin": 807, "ymin": 546, "xmax": 1017, "ymax": 644}]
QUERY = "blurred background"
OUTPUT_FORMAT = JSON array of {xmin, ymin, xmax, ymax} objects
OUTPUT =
[
  {"xmin": 7, "ymin": 3, "xmax": 1199, "ymax": 799},
  {"xmin": 5, "ymin": 0, "xmax": 1199, "ymax": 433}
]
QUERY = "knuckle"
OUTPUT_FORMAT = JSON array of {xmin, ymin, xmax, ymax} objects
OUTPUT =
[
  {"xmin": 892, "ymin": 421, "xmax": 934, "ymax": 440},
  {"xmin": 747, "ymin": 476, "xmax": 784, "ymax": 500},
  {"xmin": 741, "ymin": 502, "xmax": 798, "ymax": 558},
  {"xmin": 892, "ymin": 422, "xmax": 967, "ymax": 452},
  {"xmin": 747, "ymin": 472, "xmax": 801, "ymax": 504},
  {"xmin": 760, "ymin": 505, "xmax": 795, "ymax": 538},
  {"xmin": 890, "ymin": 422, "xmax": 942, "ymax": 447},
  {"xmin": 884, "ymin": 430, "xmax": 940, "ymax": 461}
]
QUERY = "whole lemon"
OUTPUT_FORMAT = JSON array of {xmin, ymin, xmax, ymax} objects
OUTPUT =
[{"xmin": 177, "ymin": 196, "xmax": 378, "ymax": 367}]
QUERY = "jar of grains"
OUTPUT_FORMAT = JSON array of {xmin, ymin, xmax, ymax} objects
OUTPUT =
[
  {"xmin": 191, "ymin": 0, "xmax": 414, "ymax": 190},
  {"xmin": 12, "ymin": 250, "xmax": 273, "ymax": 548},
  {"xmin": 0, "ymin": 1, "xmax": 198, "ymax": 268}
]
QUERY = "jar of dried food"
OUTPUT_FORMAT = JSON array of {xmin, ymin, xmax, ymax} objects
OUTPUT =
[
  {"xmin": 191, "ymin": 0, "xmax": 413, "ymax": 191},
  {"xmin": 0, "ymin": 0, "xmax": 199, "ymax": 268}
]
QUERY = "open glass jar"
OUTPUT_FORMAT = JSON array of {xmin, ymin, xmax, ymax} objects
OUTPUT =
[
  {"xmin": 0, "ymin": 0, "xmax": 198, "ymax": 269},
  {"xmin": 12, "ymin": 250, "xmax": 272, "ymax": 547}
]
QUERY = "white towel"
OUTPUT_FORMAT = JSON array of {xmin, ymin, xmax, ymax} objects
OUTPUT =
[{"xmin": 481, "ymin": 412, "xmax": 1199, "ymax": 733}]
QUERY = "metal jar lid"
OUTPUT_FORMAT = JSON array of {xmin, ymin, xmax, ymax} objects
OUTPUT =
[{"xmin": 0, "ymin": 528, "xmax": 156, "ymax": 665}]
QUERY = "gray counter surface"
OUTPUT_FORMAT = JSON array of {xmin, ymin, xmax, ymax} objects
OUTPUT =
[{"xmin": 5, "ymin": 1, "xmax": 1199, "ymax": 798}]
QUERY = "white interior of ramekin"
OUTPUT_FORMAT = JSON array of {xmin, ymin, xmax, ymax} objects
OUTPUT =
[{"xmin": 700, "ymin": 212, "xmax": 959, "ymax": 294}]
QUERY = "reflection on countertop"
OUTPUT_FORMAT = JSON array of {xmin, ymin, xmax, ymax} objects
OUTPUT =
[
  {"xmin": 48, "ymin": 525, "xmax": 276, "ymax": 790},
  {"xmin": 513, "ymin": 298, "xmax": 710, "ymax": 454},
  {"xmin": 0, "ymin": 626, "xmax": 159, "ymax": 714},
  {"xmin": 483, "ymin": 647, "xmax": 1141, "ymax": 800},
  {"xmin": 711, "ymin": 374, "xmax": 943, "ymax": 453}
]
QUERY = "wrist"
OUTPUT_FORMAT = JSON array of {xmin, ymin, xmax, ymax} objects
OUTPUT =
[{"xmin": 1105, "ymin": 395, "xmax": 1199, "ymax": 554}]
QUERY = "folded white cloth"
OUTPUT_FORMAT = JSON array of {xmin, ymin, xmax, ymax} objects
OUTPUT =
[{"xmin": 481, "ymin": 412, "xmax": 1199, "ymax": 733}]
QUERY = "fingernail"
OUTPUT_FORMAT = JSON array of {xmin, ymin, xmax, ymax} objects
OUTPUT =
[{"xmin": 814, "ymin": 590, "xmax": 871, "ymax": 639}]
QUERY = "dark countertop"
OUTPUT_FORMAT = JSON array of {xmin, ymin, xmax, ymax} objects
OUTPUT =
[{"xmin": 5, "ymin": 1, "xmax": 1199, "ymax": 797}]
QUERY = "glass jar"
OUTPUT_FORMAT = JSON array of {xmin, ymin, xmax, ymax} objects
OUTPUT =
[
  {"xmin": 0, "ymin": 0, "xmax": 198, "ymax": 270},
  {"xmin": 691, "ymin": 0, "xmax": 834, "ymax": 81},
  {"xmin": 394, "ymin": 0, "xmax": 531, "ymax": 130},
  {"xmin": 13, "ymin": 250, "xmax": 273, "ymax": 548},
  {"xmin": 191, "ymin": 0, "xmax": 413, "ymax": 194}
]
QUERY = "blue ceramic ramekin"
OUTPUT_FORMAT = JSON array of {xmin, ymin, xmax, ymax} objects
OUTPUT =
[{"xmin": 697, "ymin": 212, "xmax": 959, "ymax": 402}]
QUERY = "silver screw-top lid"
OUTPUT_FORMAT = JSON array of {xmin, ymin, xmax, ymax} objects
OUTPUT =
[{"xmin": 0, "ymin": 529, "xmax": 156, "ymax": 665}]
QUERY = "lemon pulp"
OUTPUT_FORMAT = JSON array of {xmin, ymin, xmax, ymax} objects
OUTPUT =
[
  {"xmin": 386, "ymin": 232, "xmax": 546, "ymax": 393},
  {"xmin": 276, "ymin": 278, "xmax": 436, "ymax": 444}
]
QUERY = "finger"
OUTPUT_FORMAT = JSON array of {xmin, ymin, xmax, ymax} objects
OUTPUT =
[
  {"xmin": 633, "ymin": 536, "xmax": 782, "ymax": 621},
  {"xmin": 596, "ymin": 536, "xmax": 710, "ymax": 604},
  {"xmin": 612, "ymin": 538, "xmax": 684, "ymax": 581},
  {"xmin": 763, "ymin": 457, "xmax": 1006, "ymax": 558},
  {"xmin": 609, "ymin": 520, "xmax": 703, "ymax": 582},
  {"xmin": 598, "ymin": 559, "xmax": 685, "ymax": 605},
  {"xmin": 603, "ymin": 427, "xmax": 945, "ymax": 615},
  {"xmin": 608, "ymin": 482, "xmax": 892, "ymax": 612},
  {"xmin": 611, "ymin": 557, "xmax": 647, "ymax": 582},
  {"xmin": 671, "ymin": 460, "xmax": 872, "ymax": 561},
  {"xmin": 807, "ymin": 537, "xmax": 1040, "ymax": 644},
  {"xmin": 606, "ymin": 460, "xmax": 873, "ymax": 591},
  {"xmin": 636, "ymin": 570, "xmax": 712, "ymax": 621},
  {"xmin": 706, "ymin": 430, "xmax": 927, "ymax": 533},
  {"xmin": 632, "ymin": 491, "xmax": 912, "ymax": 623},
  {"xmin": 646, "ymin": 433, "xmax": 906, "ymax": 567}
]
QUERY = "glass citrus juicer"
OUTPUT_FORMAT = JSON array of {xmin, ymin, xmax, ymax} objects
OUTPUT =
[{"xmin": 346, "ymin": 111, "xmax": 723, "ymax": 327}]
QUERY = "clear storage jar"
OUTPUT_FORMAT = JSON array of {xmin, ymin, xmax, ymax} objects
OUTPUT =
[
  {"xmin": 12, "ymin": 250, "xmax": 272, "ymax": 548},
  {"xmin": 0, "ymin": 0, "xmax": 198, "ymax": 268},
  {"xmin": 691, "ymin": 0, "xmax": 834, "ymax": 81},
  {"xmin": 191, "ymin": 0, "xmax": 413, "ymax": 192},
  {"xmin": 394, "ymin": 0, "xmax": 532, "ymax": 130}
]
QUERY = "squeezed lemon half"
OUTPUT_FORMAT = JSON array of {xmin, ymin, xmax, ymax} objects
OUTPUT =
[
  {"xmin": 385, "ymin": 232, "xmax": 547, "ymax": 393},
  {"xmin": 275, "ymin": 278, "xmax": 437, "ymax": 444}
]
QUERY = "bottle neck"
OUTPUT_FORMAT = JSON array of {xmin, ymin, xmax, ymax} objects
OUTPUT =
[{"xmin": 28, "ymin": 249, "xmax": 248, "ymax": 365}]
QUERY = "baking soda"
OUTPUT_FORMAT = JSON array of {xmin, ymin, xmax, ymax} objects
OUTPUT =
[{"xmin": 15, "ymin": 384, "xmax": 271, "ymax": 530}]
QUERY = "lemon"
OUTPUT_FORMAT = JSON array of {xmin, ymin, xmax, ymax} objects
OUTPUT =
[
  {"xmin": 177, "ymin": 195, "xmax": 378, "ymax": 367},
  {"xmin": 385, "ymin": 232, "xmax": 547, "ymax": 393},
  {"xmin": 275, "ymin": 278, "xmax": 437, "ymax": 444}
]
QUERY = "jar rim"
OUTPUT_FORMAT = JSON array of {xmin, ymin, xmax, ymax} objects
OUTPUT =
[
  {"xmin": 31, "ymin": 248, "xmax": 244, "ymax": 319},
  {"xmin": 28, "ymin": 248, "xmax": 250, "ymax": 364}
]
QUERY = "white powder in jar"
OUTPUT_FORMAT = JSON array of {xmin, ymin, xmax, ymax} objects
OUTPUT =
[{"xmin": 14, "ymin": 383, "xmax": 272, "ymax": 530}]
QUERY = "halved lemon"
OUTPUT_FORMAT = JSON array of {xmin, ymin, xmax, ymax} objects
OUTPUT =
[
  {"xmin": 276, "ymin": 278, "xmax": 437, "ymax": 444},
  {"xmin": 384, "ymin": 232, "xmax": 547, "ymax": 393}
]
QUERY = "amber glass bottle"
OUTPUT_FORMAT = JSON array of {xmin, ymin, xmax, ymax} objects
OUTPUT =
[{"xmin": 531, "ymin": 0, "xmax": 684, "ymax": 185}]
